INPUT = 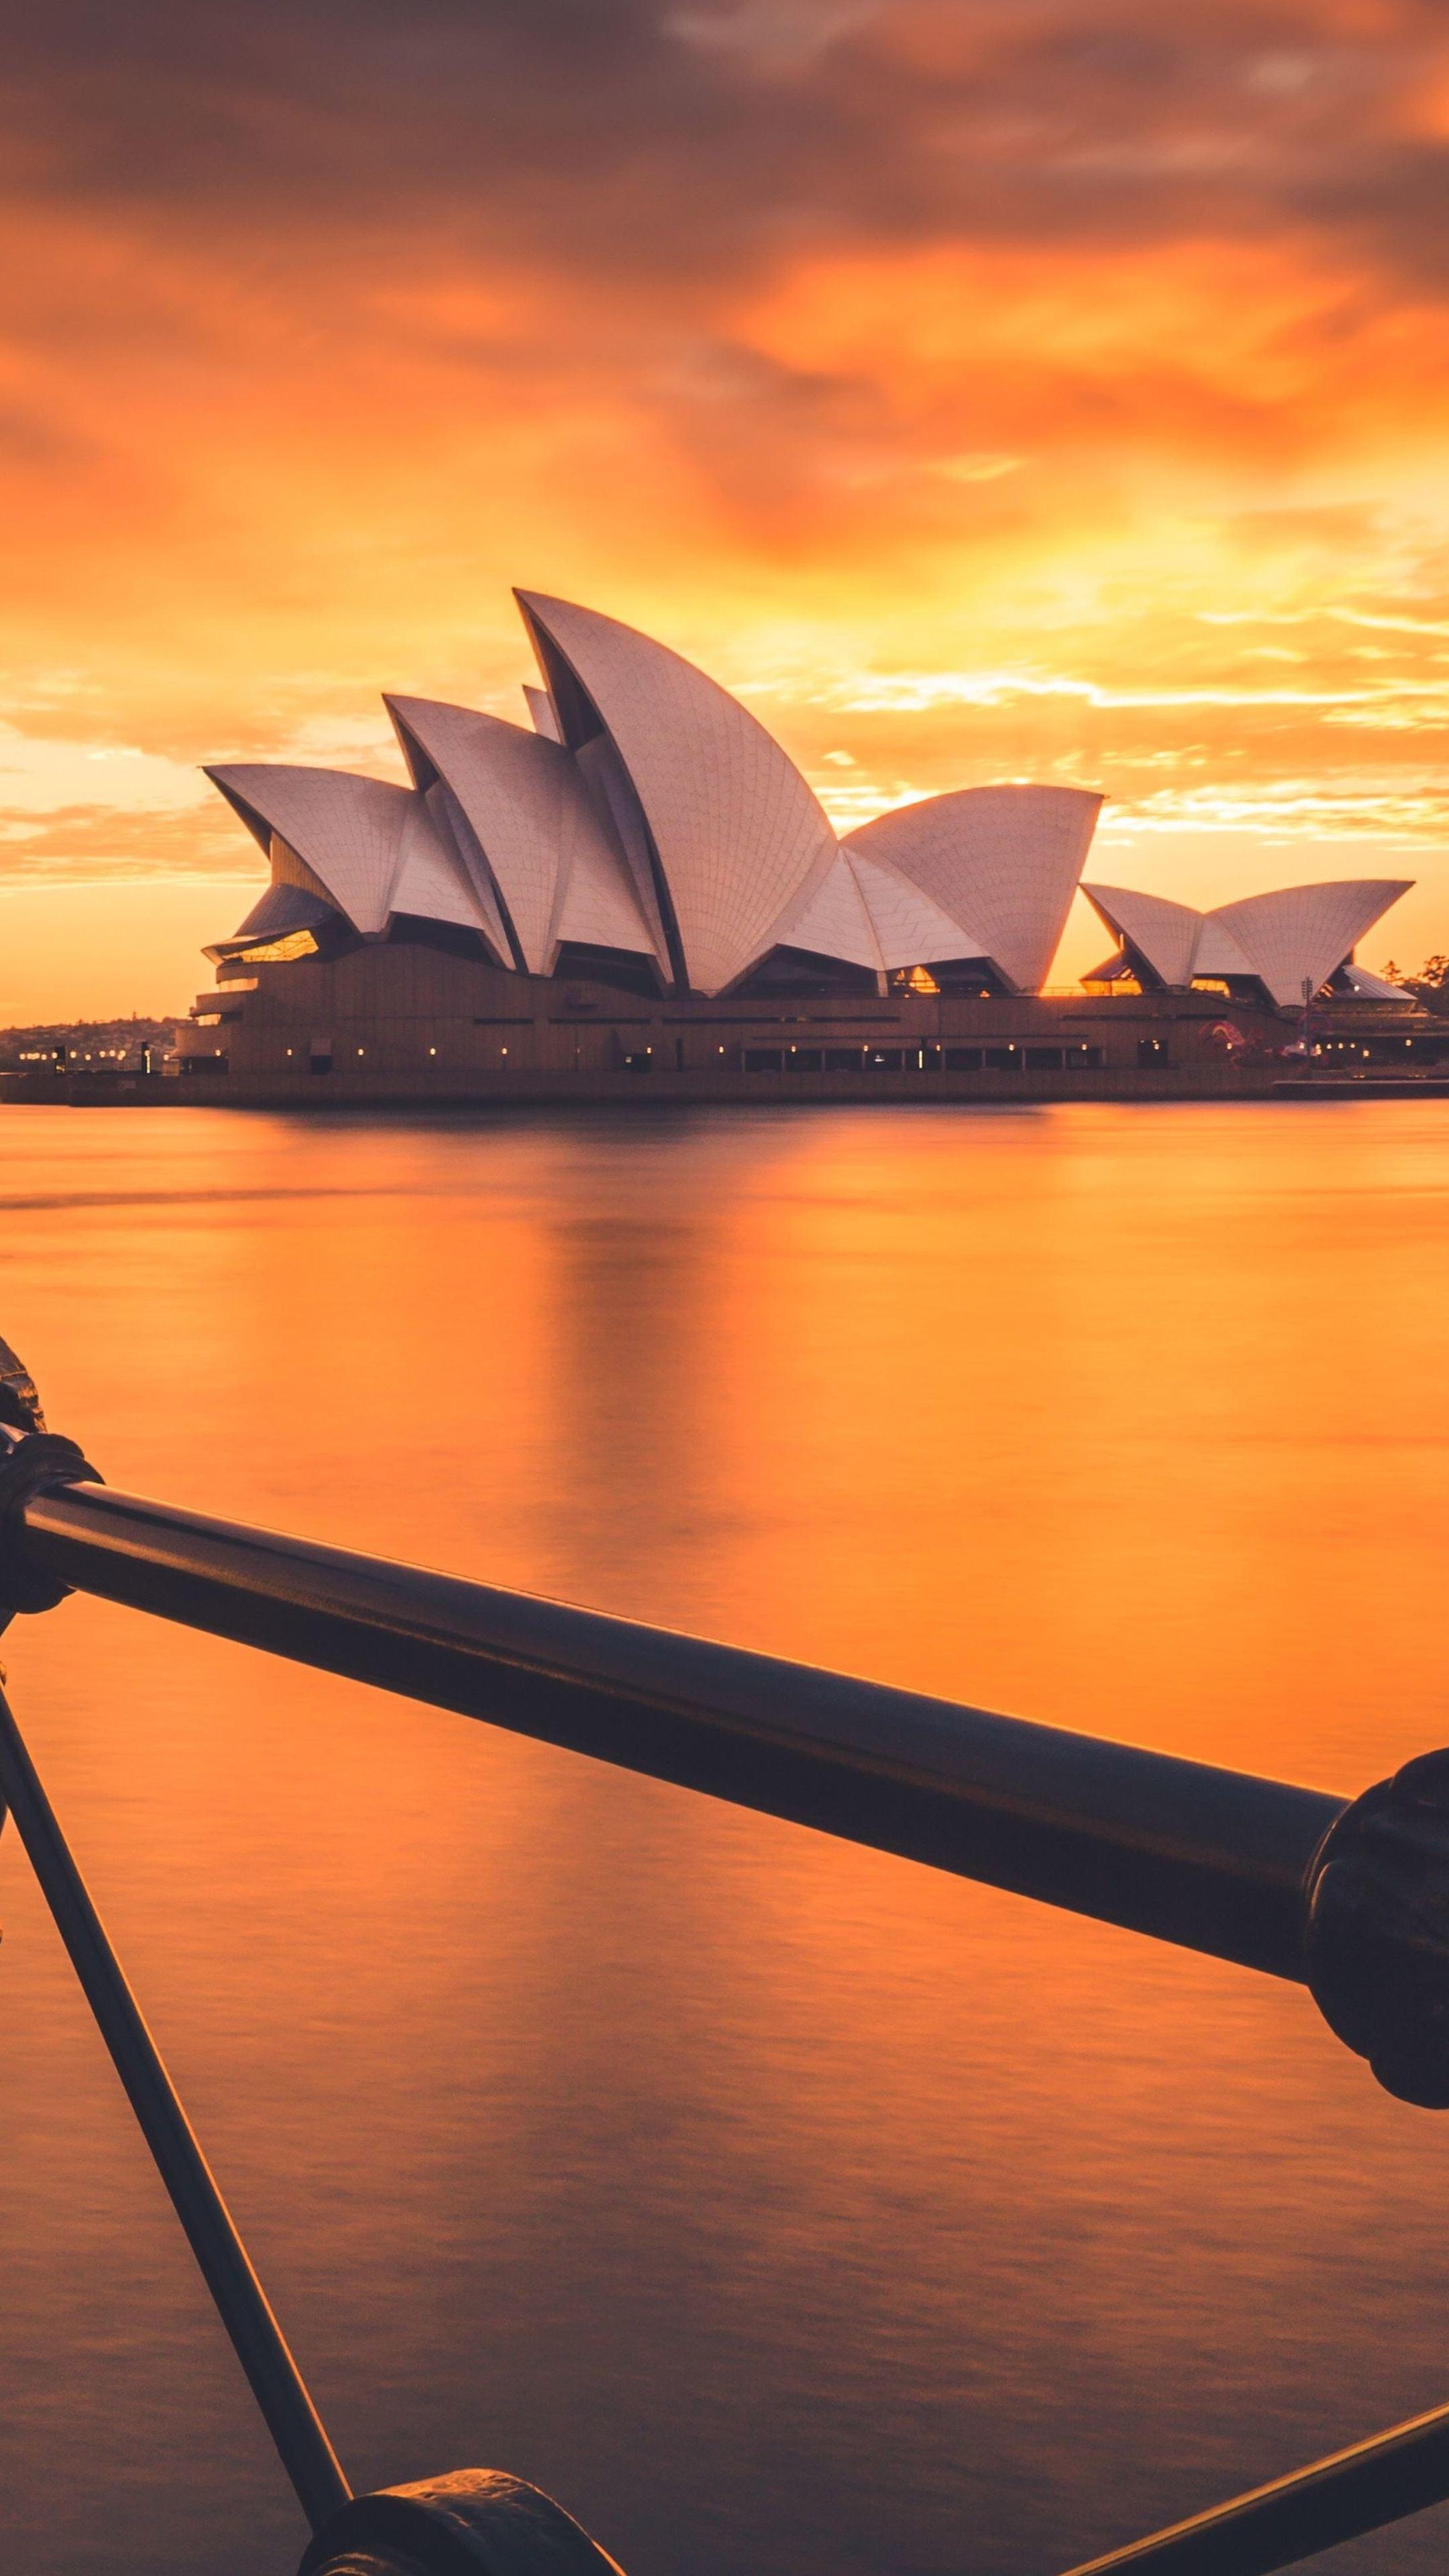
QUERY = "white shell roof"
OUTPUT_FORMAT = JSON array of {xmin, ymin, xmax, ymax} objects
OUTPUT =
[
  {"xmin": 1209, "ymin": 880, "xmax": 1413, "ymax": 1008},
  {"xmin": 207, "ymin": 766, "xmax": 431, "ymax": 937},
  {"xmin": 206, "ymin": 600, "xmax": 1120, "ymax": 994},
  {"xmin": 202, "ymin": 639, "xmax": 1413, "ymax": 1016},
  {"xmin": 205, "ymin": 763, "xmax": 500, "ymax": 951},
  {"xmin": 515, "ymin": 591, "xmax": 841, "ymax": 996},
  {"xmin": 846, "ymin": 786, "xmax": 1103, "ymax": 993},
  {"xmin": 1082, "ymin": 885, "xmax": 1204, "ymax": 989},
  {"xmin": 1083, "ymin": 875, "xmax": 1412, "ymax": 1003}
]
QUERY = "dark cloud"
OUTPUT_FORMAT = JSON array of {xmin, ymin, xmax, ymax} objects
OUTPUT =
[{"xmin": 0, "ymin": 0, "xmax": 1446, "ymax": 296}]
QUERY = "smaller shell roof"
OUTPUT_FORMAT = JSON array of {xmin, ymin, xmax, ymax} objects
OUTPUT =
[
  {"xmin": 1085, "ymin": 875, "xmax": 1413, "ymax": 1004},
  {"xmin": 205, "ymin": 762, "xmax": 497, "ymax": 947},
  {"xmin": 845, "ymin": 786, "xmax": 1102, "ymax": 993},
  {"xmin": 1083, "ymin": 885, "xmax": 1203, "ymax": 989},
  {"xmin": 1210, "ymin": 879, "xmax": 1413, "ymax": 1008},
  {"xmin": 206, "ymin": 765, "xmax": 415, "ymax": 935}
]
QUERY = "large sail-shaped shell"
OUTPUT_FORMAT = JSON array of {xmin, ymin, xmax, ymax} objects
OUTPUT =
[{"xmin": 515, "ymin": 592, "xmax": 840, "ymax": 996}]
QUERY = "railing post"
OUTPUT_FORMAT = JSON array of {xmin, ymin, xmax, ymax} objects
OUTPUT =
[{"xmin": 0, "ymin": 1671, "xmax": 351, "ymax": 2535}]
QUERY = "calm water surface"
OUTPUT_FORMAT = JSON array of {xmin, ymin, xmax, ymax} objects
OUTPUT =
[{"xmin": 1, "ymin": 1098, "xmax": 1446, "ymax": 2576}]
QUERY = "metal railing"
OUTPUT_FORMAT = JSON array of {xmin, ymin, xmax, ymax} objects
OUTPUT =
[{"xmin": 2, "ymin": 1332, "xmax": 1448, "ymax": 2574}]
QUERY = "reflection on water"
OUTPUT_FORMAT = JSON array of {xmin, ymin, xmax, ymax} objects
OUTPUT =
[{"xmin": 0, "ymin": 1099, "xmax": 1447, "ymax": 2575}]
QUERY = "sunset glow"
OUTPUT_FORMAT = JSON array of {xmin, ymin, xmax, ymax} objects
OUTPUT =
[{"xmin": 5, "ymin": 1, "xmax": 1449, "ymax": 1012}]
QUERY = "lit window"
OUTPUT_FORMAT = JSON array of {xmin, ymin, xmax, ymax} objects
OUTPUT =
[{"xmin": 235, "ymin": 930, "xmax": 318, "ymax": 965}]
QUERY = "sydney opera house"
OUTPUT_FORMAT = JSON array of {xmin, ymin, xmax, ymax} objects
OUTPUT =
[{"xmin": 174, "ymin": 590, "xmax": 1431, "ymax": 1099}]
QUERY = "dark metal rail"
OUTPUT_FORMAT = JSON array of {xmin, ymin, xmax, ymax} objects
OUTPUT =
[
  {"xmin": 15, "ymin": 1479, "xmax": 1344, "ymax": 1982},
  {"xmin": 3, "ymin": 1344, "xmax": 1449, "ymax": 2576},
  {"xmin": 1063, "ymin": 2387, "xmax": 1449, "ymax": 2573}
]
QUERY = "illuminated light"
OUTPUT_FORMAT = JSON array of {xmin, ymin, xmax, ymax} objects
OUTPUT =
[
  {"xmin": 236, "ymin": 930, "xmax": 318, "ymax": 965},
  {"xmin": 284, "ymin": 1047, "xmax": 293, "ymax": 1057},
  {"xmin": 357, "ymin": 1046, "xmax": 365, "ymax": 1056},
  {"xmin": 429, "ymin": 1046, "xmax": 437, "ymax": 1056}
]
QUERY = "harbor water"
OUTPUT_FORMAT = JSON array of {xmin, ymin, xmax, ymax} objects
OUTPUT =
[{"xmin": 1, "ymin": 1097, "xmax": 1446, "ymax": 2576}]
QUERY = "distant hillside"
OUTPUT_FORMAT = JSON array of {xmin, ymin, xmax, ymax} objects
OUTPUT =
[{"xmin": 0, "ymin": 1017, "xmax": 176, "ymax": 1071}]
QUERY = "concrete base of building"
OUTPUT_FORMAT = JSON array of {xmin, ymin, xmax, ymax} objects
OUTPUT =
[
  {"xmin": 174, "ymin": 943, "xmax": 1449, "ymax": 1102},
  {"xmin": 7, "ymin": 943, "xmax": 1444, "ymax": 1106}
]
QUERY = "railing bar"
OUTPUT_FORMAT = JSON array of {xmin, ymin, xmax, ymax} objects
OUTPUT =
[
  {"xmin": 1060, "ymin": 2389, "xmax": 1449, "ymax": 2574},
  {"xmin": 0, "ymin": 1676, "xmax": 351, "ymax": 2535},
  {"xmin": 17, "ymin": 1481, "xmax": 1344, "ymax": 1984}
]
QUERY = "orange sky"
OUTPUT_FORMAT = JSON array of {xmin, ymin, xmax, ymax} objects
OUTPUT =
[{"xmin": 4, "ymin": 0, "xmax": 1449, "ymax": 1016}]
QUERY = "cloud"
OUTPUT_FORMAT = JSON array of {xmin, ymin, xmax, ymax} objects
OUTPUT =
[
  {"xmin": 3, "ymin": 0, "xmax": 1449, "ymax": 928},
  {"xmin": 1, "ymin": 1, "xmax": 1446, "ymax": 288}
]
